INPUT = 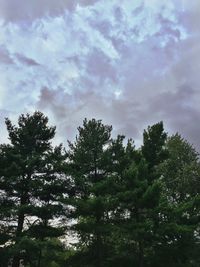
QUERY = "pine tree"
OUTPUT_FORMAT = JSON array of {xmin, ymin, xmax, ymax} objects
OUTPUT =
[
  {"xmin": 0, "ymin": 187, "xmax": 13, "ymax": 267},
  {"xmin": 0, "ymin": 111, "xmax": 68, "ymax": 267},
  {"xmin": 114, "ymin": 154, "xmax": 163, "ymax": 267},
  {"xmin": 1, "ymin": 114, "xmax": 200, "ymax": 267},
  {"xmin": 112, "ymin": 122, "xmax": 168, "ymax": 267},
  {"xmin": 142, "ymin": 122, "xmax": 168, "ymax": 183},
  {"xmin": 67, "ymin": 118, "xmax": 123, "ymax": 267}
]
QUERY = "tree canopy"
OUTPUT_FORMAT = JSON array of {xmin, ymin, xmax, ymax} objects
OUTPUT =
[{"xmin": 0, "ymin": 112, "xmax": 199, "ymax": 267}]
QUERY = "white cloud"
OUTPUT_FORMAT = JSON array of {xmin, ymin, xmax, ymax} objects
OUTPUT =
[{"xmin": 0, "ymin": 0, "xmax": 200, "ymax": 149}]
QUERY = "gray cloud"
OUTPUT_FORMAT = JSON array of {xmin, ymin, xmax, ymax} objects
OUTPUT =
[
  {"xmin": 15, "ymin": 53, "xmax": 40, "ymax": 66},
  {"xmin": 0, "ymin": 46, "xmax": 13, "ymax": 64},
  {"xmin": 0, "ymin": 0, "xmax": 100, "ymax": 22},
  {"xmin": 0, "ymin": 109, "xmax": 16, "ymax": 144},
  {"xmin": 84, "ymin": 49, "xmax": 118, "ymax": 83},
  {"xmin": 37, "ymin": 87, "xmax": 142, "ymax": 145},
  {"xmin": 0, "ymin": 0, "xmax": 200, "ymax": 151},
  {"xmin": 150, "ymin": 85, "xmax": 200, "ymax": 150}
]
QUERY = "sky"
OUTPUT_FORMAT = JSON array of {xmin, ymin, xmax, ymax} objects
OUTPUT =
[{"xmin": 0, "ymin": 0, "xmax": 200, "ymax": 149}]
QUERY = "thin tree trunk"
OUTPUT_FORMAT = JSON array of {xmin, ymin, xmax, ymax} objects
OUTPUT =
[
  {"xmin": 37, "ymin": 249, "xmax": 42, "ymax": 267},
  {"xmin": 12, "ymin": 195, "xmax": 26, "ymax": 267},
  {"xmin": 96, "ymin": 231, "xmax": 102, "ymax": 267},
  {"xmin": 138, "ymin": 241, "xmax": 144, "ymax": 267},
  {"xmin": 134, "ymin": 207, "xmax": 144, "ymax": 267}
]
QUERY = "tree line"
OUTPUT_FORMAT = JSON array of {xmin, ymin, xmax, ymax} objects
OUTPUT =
[{"xmin": 0, "ymin": 111, "xmax": 199, "ymax": 267}]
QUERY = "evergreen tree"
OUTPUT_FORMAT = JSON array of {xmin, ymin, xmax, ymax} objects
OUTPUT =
[
  {"xmin": 0, "ymin": 111, "xmax": 68, "ymax": 267},
  {"xmin": 112, "ymin": 122, "xmax": 168, "ymax": 267},
  {"xmin": 1, "ymin": 113, "xmax": 200, "ymax": 267},
  {"xmin": 142, "ymin": 122, "xmax": 168, "ymax": 183},
  {"xmin": 114, "ymin": 152, "xmax": 163, "ymax": 267},
  {"xmin": 0, "ymin": 188, "xmax": 13, "ymax": 267},
  {"xmin": 67, "ymin": 118, "xmax": 122, "ymax": 267}
]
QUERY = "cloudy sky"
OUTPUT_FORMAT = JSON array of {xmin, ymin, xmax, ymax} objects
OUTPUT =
[{"xmin": 0, "ymin": 0, "xmax": 200, "ymax": 149}]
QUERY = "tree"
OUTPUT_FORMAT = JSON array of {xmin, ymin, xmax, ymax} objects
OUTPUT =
[
  {"xmin": 0, "ymin": 111, "xmax": 68, "ymax": 267},
  {"xmin": 161, "ymin": 134, "xmax": 200, "ymax": 201},
  {"xmin": 67, "ymin": 118, "xmax": 124, "ymax": 267},
  {"xmin": 110, "ymin": 122, "xmax": 168, "ymax": 267},
  {"xmin": 114, "ymin": 149, "xmax": 164, "ymax": 266},
  {"xmin": 0, "ymin": 190, "xmax": 13, "ymax": 267},
  {"xmin": 1, "ymin": 113, "xmax": 200, "ymax": 267},
  {"xmin": 142, "ymin": 122, "xmax": 168, "ymax": 183},
  {"xmin": 155, "ymin": 134, "xmax": 200, "ymax": 267}
]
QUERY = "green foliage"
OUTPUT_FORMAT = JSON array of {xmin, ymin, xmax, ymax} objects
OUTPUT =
[
  {"xmin": 67, "ymin": 119, "xmax": 118, "ymax": 267},
  {"xmin": 0, "ymin": 113, "xmax": 199, "ymax": 267},
  {"xmin": 0, "ymin": 111, "xmax": 69, "ymax": 267},
  {"xmin": 160, "ymin": 134, "xmax": 200, "ymax": 200},
  {"xmin": 155, "ymin": 134, "xmax": 200, "ymax": 266},
  {"xmin": 142, "ymin": 121, "xmax": 168, "ymax": 183}
]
